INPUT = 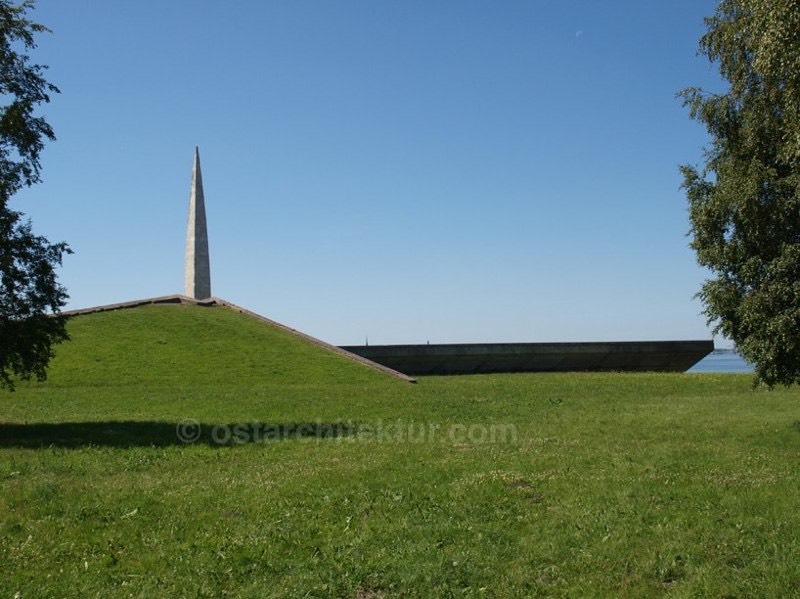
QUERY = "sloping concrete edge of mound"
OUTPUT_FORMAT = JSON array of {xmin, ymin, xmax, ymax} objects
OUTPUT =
[{"xmin": 62, "ymin": 295, "xmax": 416, "ymax": 384}]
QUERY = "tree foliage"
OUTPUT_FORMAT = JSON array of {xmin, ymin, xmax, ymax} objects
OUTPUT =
[
  {"xmin": 0, "ymin": 0, "xmax": 69, "ymax": 390},
  {"xmin": 681, "ymin": 0, "xmax": 800, "ymax": 387}
]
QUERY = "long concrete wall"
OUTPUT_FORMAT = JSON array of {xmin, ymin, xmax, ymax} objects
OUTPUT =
[{"xmin": 339, "ymin": 340, "xmax": 714, "ymax": 376}]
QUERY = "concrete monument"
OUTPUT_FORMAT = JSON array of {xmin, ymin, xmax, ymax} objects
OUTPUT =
[{"xmin": 184, "ymin": 146, "xmax": 211, "ymax": 299}]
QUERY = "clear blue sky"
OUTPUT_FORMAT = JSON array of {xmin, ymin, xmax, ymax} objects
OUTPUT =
[{"xmin": 17, "ymin": 0, "xmax": 725, "ymax": 346}]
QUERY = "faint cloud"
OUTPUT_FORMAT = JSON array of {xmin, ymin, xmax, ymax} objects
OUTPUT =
[{"xmin": 575, "ymin": 30, "xmax": 584, "ymax": 38}]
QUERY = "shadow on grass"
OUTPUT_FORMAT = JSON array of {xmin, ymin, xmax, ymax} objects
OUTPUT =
[{"xmin": 0, "ymin": 420, "xmax": 360, "ymax": 449}]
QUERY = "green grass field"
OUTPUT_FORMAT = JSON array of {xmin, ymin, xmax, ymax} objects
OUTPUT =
[{"xmin": 1, "ymin": 305, "xmax": 799, "ymax": 597}]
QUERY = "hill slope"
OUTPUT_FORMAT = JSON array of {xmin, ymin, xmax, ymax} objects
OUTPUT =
[{"xmin": 38, "ymin": 303, "xmax": 391, "ymax": 388}]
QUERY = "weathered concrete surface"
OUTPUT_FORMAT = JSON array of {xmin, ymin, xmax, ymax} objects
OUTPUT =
[
  {"xmin": 339, "ymin": 340, "xmax": 714, "ymax": 375},
  {"xmin": 60, "ymin": 294, "xmax": 198, "ymax": 316},
  {"xmin": 184, "ymin": 147, "xmax": 211, "ymax": 299}
]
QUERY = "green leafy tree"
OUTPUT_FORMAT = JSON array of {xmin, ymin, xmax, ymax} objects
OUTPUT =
[
  {"xmin": 0, "ymin": 0, "xmax": 69, "ymax": 390},
  {"xmin": 681, "ymin": 0, "xmax": 800, "ymax": 387}
]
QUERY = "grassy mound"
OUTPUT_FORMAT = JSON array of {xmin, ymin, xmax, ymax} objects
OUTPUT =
[{"xmin": 40, "ymin": 304, "xmax": 389, "ymax": 388}]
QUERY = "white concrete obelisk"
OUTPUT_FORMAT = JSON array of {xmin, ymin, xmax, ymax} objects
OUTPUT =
[{"xmin": 184, "ymin": 146, "xmax": 211, "ymax": 299}]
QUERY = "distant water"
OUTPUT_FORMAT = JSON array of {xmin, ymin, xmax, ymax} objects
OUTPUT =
[{"xmin": 688, "ymin": 350, "xmax": 754, "ymax": 373}]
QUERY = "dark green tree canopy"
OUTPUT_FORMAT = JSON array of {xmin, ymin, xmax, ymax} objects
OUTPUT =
[
  {"xmin": 681, "ymin": 0, "xmax": 800, "ymax": 387},
  {"xmin": 0, "ymin": 0, "xmax": 69, "ymax": 390}
]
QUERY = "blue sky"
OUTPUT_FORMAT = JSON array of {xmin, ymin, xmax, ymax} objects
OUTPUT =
[{"xmin": 17, "ymin": 0, "xmax": 724, "ymax": 345}]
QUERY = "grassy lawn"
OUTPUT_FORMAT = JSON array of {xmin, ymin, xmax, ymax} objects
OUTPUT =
[{"xmin": 1, "ymin": 305, "xmax": 799, "ymax": 597}]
